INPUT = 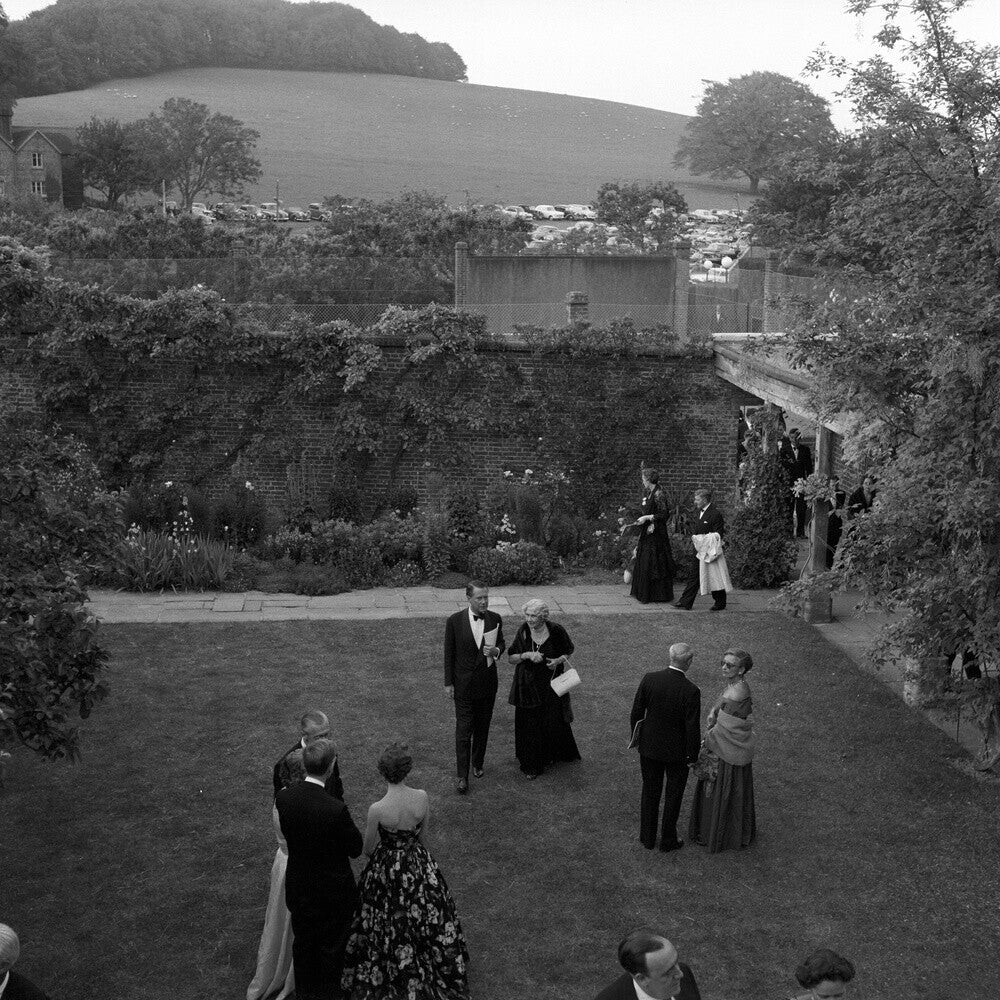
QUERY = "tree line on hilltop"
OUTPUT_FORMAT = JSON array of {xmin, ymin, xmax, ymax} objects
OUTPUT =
[{"xmin": 0, "ymin": 0, "xmax": 466, "ymax": 100}]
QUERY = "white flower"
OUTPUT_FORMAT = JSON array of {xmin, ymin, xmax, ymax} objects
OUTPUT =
[
  {"xmin": 524, "ymin": 468, "xmax": 533, "ymax": 475},
  {"xmin": 245, "ymin": 481, "xmax": 254, "ymax": 491},
  {"xmin": 164, "ymin": 481, "xmax": 173, "ymax": 488}
]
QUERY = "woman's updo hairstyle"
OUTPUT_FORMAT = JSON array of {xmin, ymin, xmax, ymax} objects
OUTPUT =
[
  {"xmin": 724, "ymin": 647, "xmax": 754, "ymax": 674},
  {"xmin": 642, "ymin": 467, "xmax": 660, "ymax": 485},
  {"xmin": 794, "ymin": 949, "xmax": 855, "ymax": 988},
  {"xmin": 377, "ymin": 741, "xmax": 413, "ymax": 783}
]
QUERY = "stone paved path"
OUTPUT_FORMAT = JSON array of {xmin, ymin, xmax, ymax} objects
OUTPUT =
[{"xmin": 87, "ymin": 582, "xmax": 780, "ymax": 624}]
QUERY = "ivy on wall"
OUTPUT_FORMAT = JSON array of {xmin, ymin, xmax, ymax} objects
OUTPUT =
[{"xmin": 2, "ymin": 236, "xmax": 708, "ymax": 514}]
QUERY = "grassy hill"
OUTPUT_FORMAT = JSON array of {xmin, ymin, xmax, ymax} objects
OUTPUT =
[{"xmin": 14, "ymin": 67, "xmax": 750, "ymax": 210}]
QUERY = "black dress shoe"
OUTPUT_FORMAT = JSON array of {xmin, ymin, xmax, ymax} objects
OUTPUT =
[
  {"xmin": 456, "ymin": 778, "xmax": 469, "ymax": 794},
  {"xmin": 672, "ymin": 602, "xmax": 690, "ymax": 610},
  {"xmin": 659, "ymin": 839, "xmax": 684, "ymax": 852},
  {"xmin": 709, "ymin": 605, "xmax": 725, "ymax": 612},
  {"xmin": 473, "ymin": 768, "xmax": 484, "ymax": 778}
]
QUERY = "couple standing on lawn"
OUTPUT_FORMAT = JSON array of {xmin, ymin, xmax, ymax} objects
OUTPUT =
[{"xmin": 249, "ymin": 718, "xmax": 469, "ymax": 1000}]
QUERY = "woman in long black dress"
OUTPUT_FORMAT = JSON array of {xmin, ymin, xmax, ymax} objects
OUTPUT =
[
  {"xmin": 630, "ymin": 468, "xmax": 676, "ymax": 604},
  {"xmin": 340, "ymin": 743, "xmax": 469, "ymax": 1000},
  {"xmin": 507, "ymin": 599, "xmax": 581, "ymax": 779}
]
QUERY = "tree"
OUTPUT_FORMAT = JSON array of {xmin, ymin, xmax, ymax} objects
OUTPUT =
[
  {"xmin": 675, "ymin": 71, "xmax": 835, "ymax": 194},
  {"xmin": 0, "ymin": 1, "xmax": 26, "ymax": 110},
  {"xmin": 75, "ymin": 116, "xmax": 153, "ymax": 209},
  {"xmin": 0, "ymin": 405, "xmax": 121, "ymax": 768},
  {"xmin": 593, "ymin": 180, "xmax": 688, "ymax": 252},
  {"xmin": 766, "ymin": 1, "xmax": 1000, "ymax": 767},
  {"xmin": 144, "ymin": 97, "xmax": 262, "ymax": 210}
]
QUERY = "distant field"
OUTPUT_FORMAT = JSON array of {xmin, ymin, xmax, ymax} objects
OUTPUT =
[{"xmin": 15, "ymin": 68, "xmax": 750, "ymax": 210}]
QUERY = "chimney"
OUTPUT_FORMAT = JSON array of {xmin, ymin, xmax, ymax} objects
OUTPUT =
[{"xmin": 0, "ymin": 106, "xmax": 12, "ymax": 144}]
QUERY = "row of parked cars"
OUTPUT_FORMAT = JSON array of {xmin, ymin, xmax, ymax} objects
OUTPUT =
[
  {"xmin": 177, "ymin": 201, "xmax": 336, "ymax": 224},
  {"xmin": 489, "ymin": 203, "xmax": 597, "ymax": 221}
]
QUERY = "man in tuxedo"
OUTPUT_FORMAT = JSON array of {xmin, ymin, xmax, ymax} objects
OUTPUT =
[
  {"xmin": 276, "ymin": 739, "xmax": 363, "ymax": 1000},
  {"xmin": 273, "ymin": 709, "xmax": 344, "ymax": 800},
  {"xmin": 593, "ymin": 929, "xmax": 701, "ymax": 1000},
  {"xmin": 444, "ymin": 580, "xmax": 505, "ymax": 794},
  {"xmin": 630, "ymin": 643, "xmax": 701, "ymax": 851},
  {"xmin": 0, "ymin": 925, "xmax": 50, "ymax": 1000},
  {"xmin": 673, "ymin": 489, "xmax": 727, "ymax": 611},
  {"xmin": 788, "ymin": 428, "xmax": 814, "ymax": 537}
]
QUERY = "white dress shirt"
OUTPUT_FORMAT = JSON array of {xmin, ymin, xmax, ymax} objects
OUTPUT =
[
  {"xmin": 0, "ymin": 971, "xmax": 9, "ymax": 1000},
  {"xmin": 633, "ymin": 979, "xmax": 678, "ymax": 1000},
  {"xmin": 468, "ymin": 607, "xmax": 485, "ymax": 648}
]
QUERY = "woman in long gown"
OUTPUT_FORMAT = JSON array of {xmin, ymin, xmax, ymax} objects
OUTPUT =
[
  {"xmin": 689, "ymin": 647, "xmax": 756, "ymax": 852},
  {"xmin": 507, "ymin": 598, "xmax": 581, "ymax": 779},
  {"xmin": 629, "ymin": 468, "xmax": 675, "ymax": 604},
  {"xmin": 246, "ymin": 769, "xmax": 300, "ymax": 1000},
  {"xmin": 341, "ymin": 743, "xmax": 469, "ymax": 1000}
]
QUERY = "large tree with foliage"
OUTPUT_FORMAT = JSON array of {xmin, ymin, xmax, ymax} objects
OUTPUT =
[
  {"xmin": 76, "ymin": 116, "xmax": 153, "ymax": 209},
  {"xmin": 675, "ymin": 71, "xmax": 835, "ymax": 194},
  {"xmin": 0, "ymin": 332, "xmax": 121, "ymax": 767},
  {"xmin": 0, "ymin": 1, "xmax": 26, "ymax": 109},
  {"xmin": 593, "ymin": 180, "xmax": 687, "ymax": 252},
  {"xmin": 764, "ymin": 0, "xmax": 1000, "ymax": 767},
  {"xmin": 144, "ymin": 97, "xmax": 262, "ymax": 210}
]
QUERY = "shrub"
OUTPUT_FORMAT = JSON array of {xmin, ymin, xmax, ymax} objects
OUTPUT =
[
  {"xmin": 375, "ymin": 485, "xmax": 420, "ymax": 519},
  {"xmin": 312, "ymin": 519, "xmax": 385, "ymax": 588},
  {"xmin": 366, "ymin": 513, "xmax": 423, "ymax": 566},
  {"xmin": 114, "ymin": 529, "xmax": 235, "ymax": 591},
  {"xmin": 421, "ymin": 509, "xmax": 452, "ymax": 578},
  {"xmin": 383, "ymin": 560, "xmax": 425, "ymax": 587},
  {"xmin": 257, "ymin": 561, "xmax": 350, "ymax": 596},
  {"xmin": 257, "ymin": 526, "xmax": 317, "ymax": 564},
  {"xmin": 221, "ymin": 551, "xmax": 268, "ymax": 592},
  {"xmin": 727, "ymin": 413, "xmax": 798, "ymax": 588},
  {"xmin": 507, "ymin": 484, "xmax": 545, "ymax": 543},
  {"xmin": 466, "ymin": 541, "xmax": 554, "ymax": 586},
  {"xmin": 211, "ymin": 481, "xmax": 273, "ymax": 546},
  {"xmin": 327, "ymin": 483, "xmax": 366, "ymax": 524}
]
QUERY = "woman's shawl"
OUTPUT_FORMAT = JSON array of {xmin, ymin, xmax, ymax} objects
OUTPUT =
[{"xmin": 704, "ymin": 708, "xmax": 755, "ymax": 765}]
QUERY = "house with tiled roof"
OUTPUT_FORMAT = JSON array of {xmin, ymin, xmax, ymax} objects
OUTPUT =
[{"xmin": 0, "ymin": 107, "xmax": 83, "ymax": 208}]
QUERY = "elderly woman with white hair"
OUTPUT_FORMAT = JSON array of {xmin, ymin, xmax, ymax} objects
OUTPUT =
[
  {"xmin": 0, "ymin": 924, "xmax": 50, "ymax": 1000},
  {"xmin": 507, "ymin": 599, "xmax": 581, "ymax": 779}
]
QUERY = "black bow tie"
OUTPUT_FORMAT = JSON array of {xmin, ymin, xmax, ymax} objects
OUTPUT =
[{"xmin": 472, "ymin": 614, "xmax": 484, "ymax": 621}]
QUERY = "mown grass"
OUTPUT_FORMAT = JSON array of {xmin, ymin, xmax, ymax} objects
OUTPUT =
[
  {"xmin": 3, "ymin": 614, "xmax": 998, "ymax": 999},
  {"xmin": 15, "ymin": 67, "xmax": 748, "ymax": 209}
]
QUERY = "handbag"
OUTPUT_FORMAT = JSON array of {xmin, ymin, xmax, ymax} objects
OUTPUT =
[{"xmin": 550, "ymin": 663, "xmax": 581, "ymax": 696}]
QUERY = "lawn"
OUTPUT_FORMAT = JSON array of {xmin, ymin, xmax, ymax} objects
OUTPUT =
[
  {"xmin": 3, "ymin": 613, "xmax": 997, "ymax": 999},
  {"xmin": 15, "ymin": 68, "xmax": 748, "ymax": 210}
]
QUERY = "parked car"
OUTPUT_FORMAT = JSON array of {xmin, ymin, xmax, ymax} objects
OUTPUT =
[
  {"xmin": 308, "ymin": 202, "xmax": 331, "ymax": 221},
  {"xmin": 284, "ymin": 206, "xmax": 309, "ymax": 221},
  {"xmin": 260, "ymin": 202, "xmax": 290, "ymax": 221},
  {"xmin": 163, "ymin": 200, "xmax": 179, "ymax": 217},
  {"xmin": 239, "ymin": 204, "xmax": 264, "ymax": 220},
  {"xmin": 213, "ymin": 202, "xmax": 240, "ymax": 221},
  {"xmin": 503, "ymin": 205, "xmax": 533, "ymax": 221},
  {"xmin": 690, "ymin": 209, "xmax": 723, "ymax": 224},
  {"xmin": 556, "ymin": 204, "xmax": 596, "ymax": 220},
  {"xmin": 189, "ymin": 205, "xmax": 214, "ymax": 225},
  {"xmin": 531, "ymin": 224, "xmax": 564, "ymax": 241},
  {"xmin": 531, "ymin": 205, "xmax": 566, "ymax": 220}
]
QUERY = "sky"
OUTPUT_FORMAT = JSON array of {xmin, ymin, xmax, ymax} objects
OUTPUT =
[{"xmin": 5, "ymin": 0, "xmax": 1000, "ymax": 127}]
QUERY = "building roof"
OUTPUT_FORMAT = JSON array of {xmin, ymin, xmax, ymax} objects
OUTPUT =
[{"xmin": 10, "ymin": 127, "xmax": 76, "ymax": 154}]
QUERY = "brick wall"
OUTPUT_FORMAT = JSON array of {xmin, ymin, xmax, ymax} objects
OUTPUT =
[{"xmin": 2, "ymin": 338, "xmax": 756, "ymax": 518}]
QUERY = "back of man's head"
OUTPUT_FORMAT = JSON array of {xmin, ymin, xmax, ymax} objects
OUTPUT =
[
  {"xmin": 669, "ymin": 643, "xmax": 693, "ymax": 671},
  {"xmin": 299, "ymin": 710, "xmax": 330, "ymax": 742},
  {"xmin": 302, "ymin": 738, "xmax": 337, "ymax": 777},
  {"xmin": 618, "ymin": 928, "xmax": 672, "ymax": 976},
  {"xmin": 0, "ymin": 924, "xmax": 20, "ymax": 970}
]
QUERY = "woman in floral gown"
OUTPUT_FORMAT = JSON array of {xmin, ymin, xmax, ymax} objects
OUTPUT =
[{"xmin": 341, "ymin": 743, "xmax": 469, "ymax": 1000}]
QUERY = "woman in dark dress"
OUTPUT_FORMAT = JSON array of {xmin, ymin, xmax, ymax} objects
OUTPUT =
[
  {"xmin": 340, "ymin": 743, "xmax": 469, "ymax": 1000},
  {"xmin": 629, "ymin": 468, "xmax": 676, "ymax": 604},
  {"xmin": 507, "ymin": 599, "xmax": 581, "ymax": 779},
  {"xmin": 689, "ymin": 647, "xmax": 756, "ymax": 853}
]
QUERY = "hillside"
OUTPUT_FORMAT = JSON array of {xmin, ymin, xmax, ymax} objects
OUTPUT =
[
  {"xmin": 5, "ymin": 0, "xmax": 466, "ymax": 97},
  {"xmin": 14, "ymin": 68, "xmax": 750, "ymax": 208}
]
